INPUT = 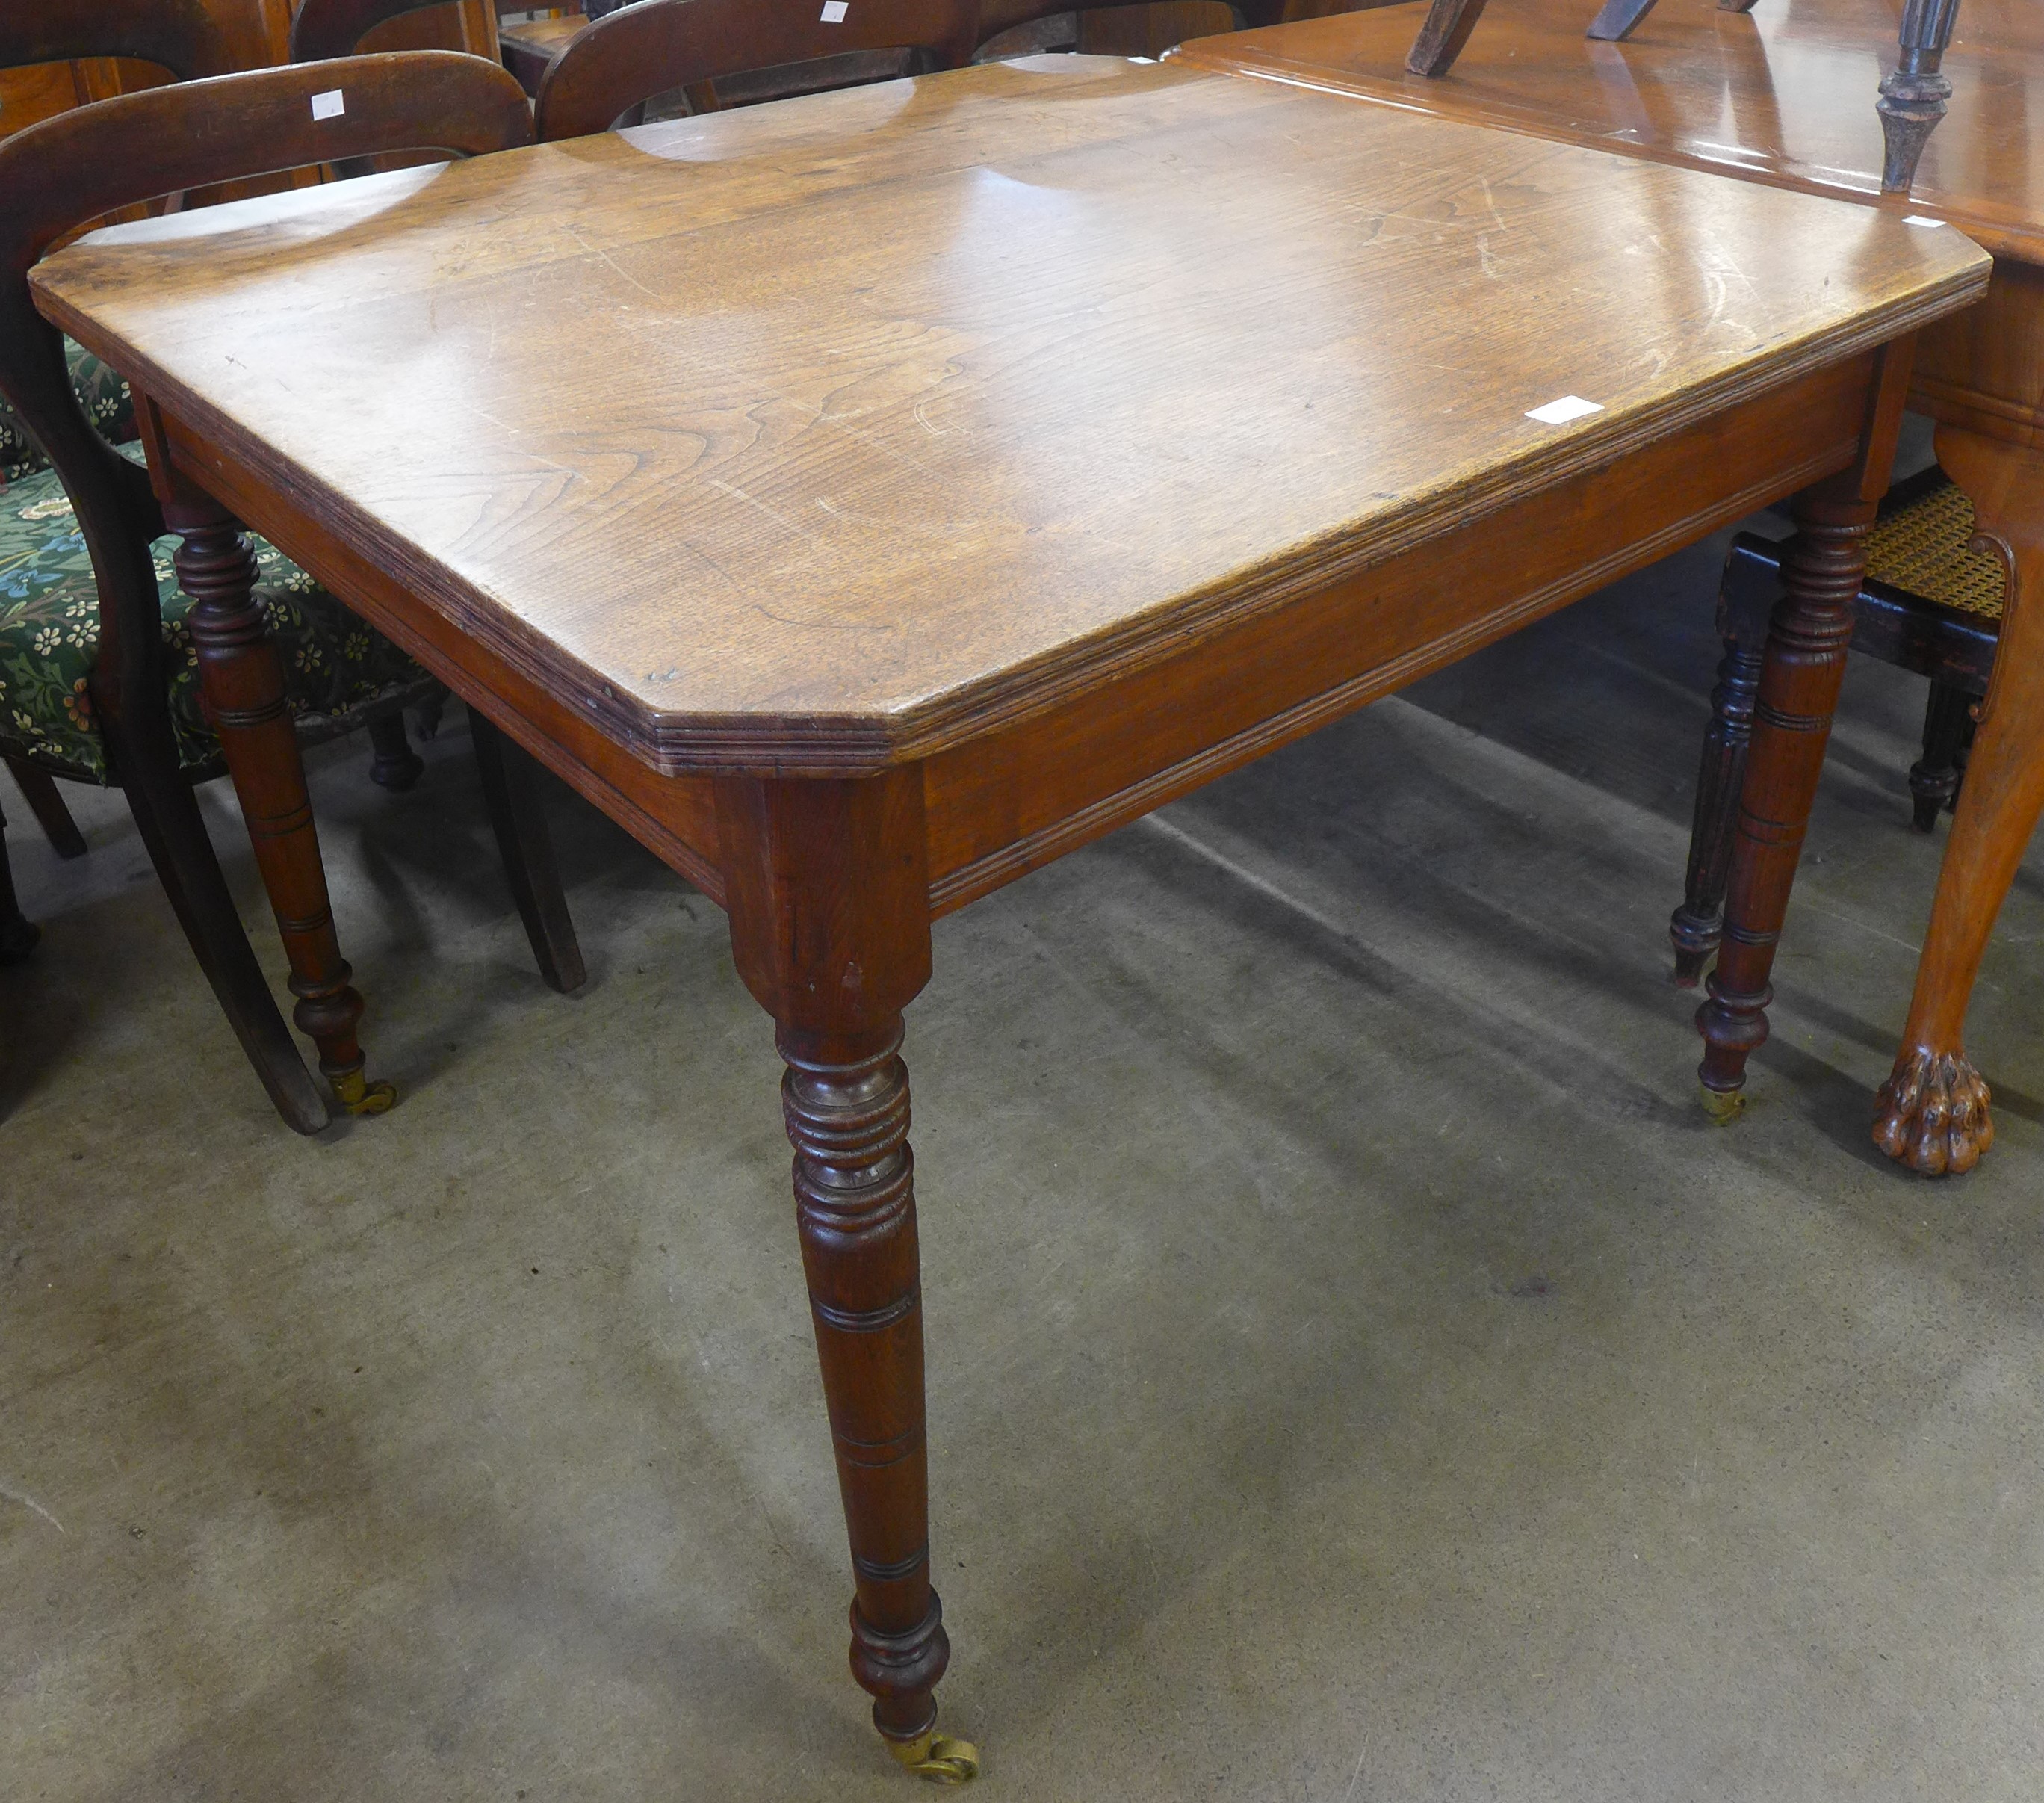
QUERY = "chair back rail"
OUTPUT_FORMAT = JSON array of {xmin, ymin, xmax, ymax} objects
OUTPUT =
[
  {"xmin": 0, "ymin": 50, "xmax": 533, "ymax": 762},
  {"xmin": 1, "ymin": 0, "xmax": 234, "ymax": 84},
  {"xmin": 289, "ymin": 0, "xmax": 492, "ymax": 63},
  {"xmin": 533, "ymin": 0, "xmax": 983, "ymax": 140}
]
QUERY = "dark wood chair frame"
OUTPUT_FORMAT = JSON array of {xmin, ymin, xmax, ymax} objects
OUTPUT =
[
  {"xmin": 1402, "ymin": 0, "xmax": 1964, "ymax": 195},
  {"xmin": 0, "ymin": 14, "xmax": 581, "ymax": 1130}
]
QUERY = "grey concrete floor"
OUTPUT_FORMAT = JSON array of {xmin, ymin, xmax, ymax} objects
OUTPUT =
[{"xmin": 2, "ymin": 519, "xmax": 2042, "ymax": 1802}]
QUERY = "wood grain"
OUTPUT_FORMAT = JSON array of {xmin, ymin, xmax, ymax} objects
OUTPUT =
[
  {"xmin": 1175, "ymin": 0, "xmax": 2044, "ymax": 265},
  {"xmin": 34, "ymin": 58, "xmax": 1987, "ymax": 778}
]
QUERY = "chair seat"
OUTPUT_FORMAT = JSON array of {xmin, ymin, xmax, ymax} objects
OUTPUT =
[
  {"xmin": 1867, "ymin": 476, "xmax": 2008, "ymax": 620},
  {"xmin": 0, "ymin": 464, "xmax": 429, "ymax": 784}
]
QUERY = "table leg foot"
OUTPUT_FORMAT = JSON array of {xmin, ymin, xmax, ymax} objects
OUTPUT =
[
  {"xmin": 1873, "ymin": 1046, "xmax": 1992, "ymax": 1175},
  {"xmin": 1697, "ymin": 1080, "xmax": 1746, "ymax": 1124},
  {"xmin": 885, "ymin": 1719, "xmax": 982, "ymax": 1786}
]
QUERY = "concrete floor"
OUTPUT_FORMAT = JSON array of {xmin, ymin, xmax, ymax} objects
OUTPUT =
[{"xmin": 3, "ymin": 516, "xmax": 2042, "ymax": 1802}]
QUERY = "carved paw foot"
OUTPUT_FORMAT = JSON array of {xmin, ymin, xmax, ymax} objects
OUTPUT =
[
  {"xmin": 886, "ymin": 1727, "xmax": 981, "ymax": 1786},
  {"xmin": 1874, "ymin": 1048, "xmax": 1992, "ymax": 1176}
]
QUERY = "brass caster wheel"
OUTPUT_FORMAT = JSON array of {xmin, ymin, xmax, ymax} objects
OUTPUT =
[
  {"xmin": 1697, "ymin": 1082, "xmax": 1745, "ymax": 1125},
  {"xmin": 885, "ymin": 1728, "xmax": 981, "ymax": 1785},
  {"xmin": 331, "ymin": 1069, "xmax": 398, "ymax": 1118}
]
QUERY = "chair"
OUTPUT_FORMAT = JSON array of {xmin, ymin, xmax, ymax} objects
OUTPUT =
[
  {"xmin": 1668, "ymin": 466, "xmax": 2007, "ymax": 987},
  {"xmin": 1402, "ymin": 0, "xmax": 1962, "ymax": 196},
  {"xmin": 0, "ymin": 14, "xmax": 580, "ymax": 1131}
]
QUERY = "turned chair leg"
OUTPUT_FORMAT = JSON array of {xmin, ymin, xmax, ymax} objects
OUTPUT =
[
  {"xmin": 170, "ymin": 498, "xmax": 394, "ymax": 1119},
  {"xmin": 0, "ymin": 791, "xmax": 40, "ymax": 965},
  {"xmin": 365, "ymin": 709, "xmax": 424, "ymax": 792},
  {"xmin": 468, "ymin": 708, "xmax": 586, "ymax": 994},
  {"xmin": 1877, "ymin": 0, "xmax": 1965, "ymax": 194},
  {"xmin": 716, "ymin": 770, "xmax": 976, "ymax": 1784},
  {"xmin": 1671, "ymin": 628, "xmax": 1765, "ymax": 986},
  {"xmin": 1910, "ymin": 678, "xmax": 1973, "ymax": 832},
  {"xmin": 5, "ymin": 756, "xmax": 87, "ymax": 859},
  {"xmin": 1874, "ymin": 426, "xmax": 2044, "ymax": 1175}
]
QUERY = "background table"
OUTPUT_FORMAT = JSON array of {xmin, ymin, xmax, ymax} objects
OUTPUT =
[
  {"xmin": 33, "ymin": 55, "xmax": 1985, "ymax": 1774},
  {"xmin": 1177, "ymin": 0, "xmax": 2044, "ymax": 1174}
]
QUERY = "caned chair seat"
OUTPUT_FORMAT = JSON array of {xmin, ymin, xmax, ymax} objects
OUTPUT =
[
  {"xmin": 0, "ymin": 462, "xmax": 432, "ymax": 784},
  {"xmin": 1863, "ymin": 474, "xmax": 2008, "ymax": 621}
]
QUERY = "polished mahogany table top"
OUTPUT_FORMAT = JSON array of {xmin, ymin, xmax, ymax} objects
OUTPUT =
[
  {"xmin": 1177, "ymin": 0, "xmax": 2044, "ymax": 265},
  {"xmin": 34, "ymin": 58, "xmax": 1983, "ymax": 781}
]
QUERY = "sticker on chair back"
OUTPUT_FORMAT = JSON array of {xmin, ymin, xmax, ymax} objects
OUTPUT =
[
  {"xmin": 821, "ymin": 1, "xmax": 849, "ymax": 19},
  {"xmin": 310, "ymin": 89, "xmax": 346, "ymax": 120}
]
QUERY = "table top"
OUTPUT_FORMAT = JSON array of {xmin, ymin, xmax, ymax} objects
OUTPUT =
[
  {"xmin": 34, "ymin": 56, "xmax": 1986, "ymax": 775},
  {"xmin": 1176, "ymin": 0, "xmax": 2044, "ymax": 266}
]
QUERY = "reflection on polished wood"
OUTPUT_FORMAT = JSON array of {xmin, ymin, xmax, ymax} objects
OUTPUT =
[
  {"xmin": 32, "ymin": 57, "xmax": 1986, "ymax": 1765},
  {"xmin": 1180, "ymin": 0, "xmax": 2044, "ymax": 1173}
]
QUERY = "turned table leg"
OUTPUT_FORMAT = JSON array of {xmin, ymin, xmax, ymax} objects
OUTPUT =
[
  {"xmin": 1874, "ymin": 428, "xmax": 2044, "ymax": 1175},
  {"xmin": 171, "ymin": 498, "xmax": 394, "ymax": 1119},
  {"xmin": 715, "ymin": 767, "xmax": 976, "ymax": 1784},
  {"xmin": 1670, "ymin": 624, "xmax": 1765, "ymax": 986},
  {"xmin": 1696, "ymin": 475, "xmax": 1883, "ymax": 1116}
]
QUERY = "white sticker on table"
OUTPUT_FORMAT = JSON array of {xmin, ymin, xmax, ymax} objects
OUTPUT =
[
  {"xmin": 310, "ymin": 88, "xmax": 346, "ymax": 120},
  {"xmin": 1526, "ymin": 395, "xmax": 1603, "ymax": 425},
  {"xmin": 820, "ymin": 1, "xmax": 848, "ymax": 19},
  {"xmin": 1904, "ymin": 215, "xmax": 1946, "ymax": 228}
]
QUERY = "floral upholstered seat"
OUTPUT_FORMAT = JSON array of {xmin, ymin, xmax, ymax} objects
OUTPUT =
[{"xmin": 0, "ymin": 346, "xmax": 433, "ymax": 785}]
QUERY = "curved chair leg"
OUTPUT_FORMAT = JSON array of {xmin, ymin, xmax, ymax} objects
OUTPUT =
[
  {"xmin": 104, "ymin": 721, "xmax": 330, "ymax": 1134},
  {"xmin": 1672, "ymin": 629, "xmax": 1765, "ymax": 986},
  {"xmin": 0, "ymin": 791, "xmax": 40, "ymax": 965},
  {"xmin": 1910, "ymin": 678, "xmax": 1973, "ymax": 832},
  {"xmin": 5, "ymin": 756, "xmax": 87, "ymax": 859},
  {"xmin": 468, "ymin": 709, "xmax": 586, "ymax": 994},
  {"xmin": 1875, "ymin": 428, "xmax": 2044, "ymax": 1174},
  {"xmin": 170, "ymin": 498, "xmax": 394, "ymax": 1119},
  {"xmin": 365, "ymin": 710, "xmax": 424, "ymax": 792}
]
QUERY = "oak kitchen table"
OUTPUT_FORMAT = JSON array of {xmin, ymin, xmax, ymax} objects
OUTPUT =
[
  {"xmin": 1175, "ymin": 0, "xmax": 2044, "ymax": 1175},
  {"xmin": 31, "ymin": 54, "xmax": 1986, "ymax": 1781}
]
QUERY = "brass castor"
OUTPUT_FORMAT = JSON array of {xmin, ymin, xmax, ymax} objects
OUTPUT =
[
  {"xmin": 885, "ymin": 1727, "xmax": 981, "ymax": 1785},
  {"xmin": 331, "ymin": 1068, "xmax": 398, "ymax": 1118},
  {"xmin": 1697, "ymin": 1081, "xmax": 1745, "ymax": 1124}
]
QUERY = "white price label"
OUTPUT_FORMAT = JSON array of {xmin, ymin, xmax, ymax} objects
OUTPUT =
[
  {"xmin": 1526, "ymin": 395, "xmax": 1604, "ymax": 426},
  {"xmin": 820, "ymin": 1, "xmax": 848, "ymax": 19},
  {"xmin": 310, "ymin": 88, "xmax": 346, "ymax": 121}
]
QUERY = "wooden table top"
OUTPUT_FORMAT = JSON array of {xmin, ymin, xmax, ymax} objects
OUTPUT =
[
  {"xmin": 1176, "ymin": 0, "xmax": 2044, "ymax": 266},
  {"xmin": 34, "ymin": 56, "xmax": 1985, "ymax": 775}
]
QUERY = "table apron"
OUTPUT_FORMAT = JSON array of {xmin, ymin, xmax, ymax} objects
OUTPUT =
[
  {"xmin": 923, "ymin": 353, "xmax": 1875, "ymax": 915},
  {"xmin": 160, "ymin": 355, "xmax": 1876, "ymax": 926}
]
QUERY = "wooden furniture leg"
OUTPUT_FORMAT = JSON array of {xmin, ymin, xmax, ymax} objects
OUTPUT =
[
  {"xmin": 0, "ymin": 788, "xmax": 37, "ymax": 964},
  {"xmin": 1877, "ymin": 0, "xmax": 1965, "ymax": 195},
  {"xmin": 1910, "ymin": 678, "xmax": 1973, "ymax": 831},
  {"xmin": 1406, "ymin": 0, "xmax": 1493, "ymax": 76},
  {"xmin": 169, "ymin": 497, "xmax": 394, "ymax": 1119},
  {"xmin": 468, "ymin": 708, "xmax": 586, "ymax": 995},
  {"xmin": 1874, "ymin": 427, "xmax": 2044, "ymax": 1174},
  {"xmin": 1696, "ymin": 490, "xmax": 1883, "ymax": 1111},
  {"xmin": 365, "ymin": 709, "xmax": 424, "ymax": 791},
  {"xmin": 1671, "ymin": 623, "xmax": 1765, "ymax": 987},
  {"xmin": 5, "ymin": 756, "xmax": 87, "ymax": 859},
  {"xmin": 715, "ymin": 767, "xmax": 976, "ymax": 1786}
]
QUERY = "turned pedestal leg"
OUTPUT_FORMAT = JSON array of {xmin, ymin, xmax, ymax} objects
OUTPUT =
[
  {"xmin": 716, "ymin": 767, "xmax": 976, "ymax": 1784},
  {"xmin": 1696, "ymin": 476, "xmax": 1883, "ymax": 1116},
  {"xmin": 1874, "ymin": 428, "xmax": 2044, "ymax": 1175},
  {"xmin": 171, "ymin": 500, "xmax": 394, "ymax": 1119},
  {"xmin": 1671, "ymin": 628, "xmax": 1765, "ymax": 986}
]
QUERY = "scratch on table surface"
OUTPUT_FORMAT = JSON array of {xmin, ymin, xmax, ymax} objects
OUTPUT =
[
  {"xmin": 0, "ymin": 1482, "xmax": 66, "ymax": 1536},
  {"xmin": 564, "ymin": 223, "xmax": 661, "ymax": 302},
  {"xmin": 709, "ymin": 478, "xmax": 808, "ymax": 536}
]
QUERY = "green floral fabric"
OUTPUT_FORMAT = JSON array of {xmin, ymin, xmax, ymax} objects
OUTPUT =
[
  {"xmin": 0, "ymin": 341, "xmax": 134, "ymax": 483},
  {"xmin": 0, "ymin": 464, "xmax": 425, "ymax": 784}
]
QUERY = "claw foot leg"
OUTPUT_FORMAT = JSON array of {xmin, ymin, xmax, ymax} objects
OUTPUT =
[{"xmin": 1874, "ymin": 1048, "xmax": 1992, "ymax": 1176}]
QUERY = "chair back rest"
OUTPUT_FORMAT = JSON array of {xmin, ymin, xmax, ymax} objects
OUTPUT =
[
  {"xmin": 288, "ymin": 0, "xmax": 492, "ymax": 63},
  {"xmin": 535, "ymin": 0, "xmax": 982, "ymax": 140},
  {"xmin": 0, "ymin": 0, "xmax": 233, "ymax": 84},
  {"xmin": 0, "ymin": 52, "xmax": 533, "ymax": 729}
]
